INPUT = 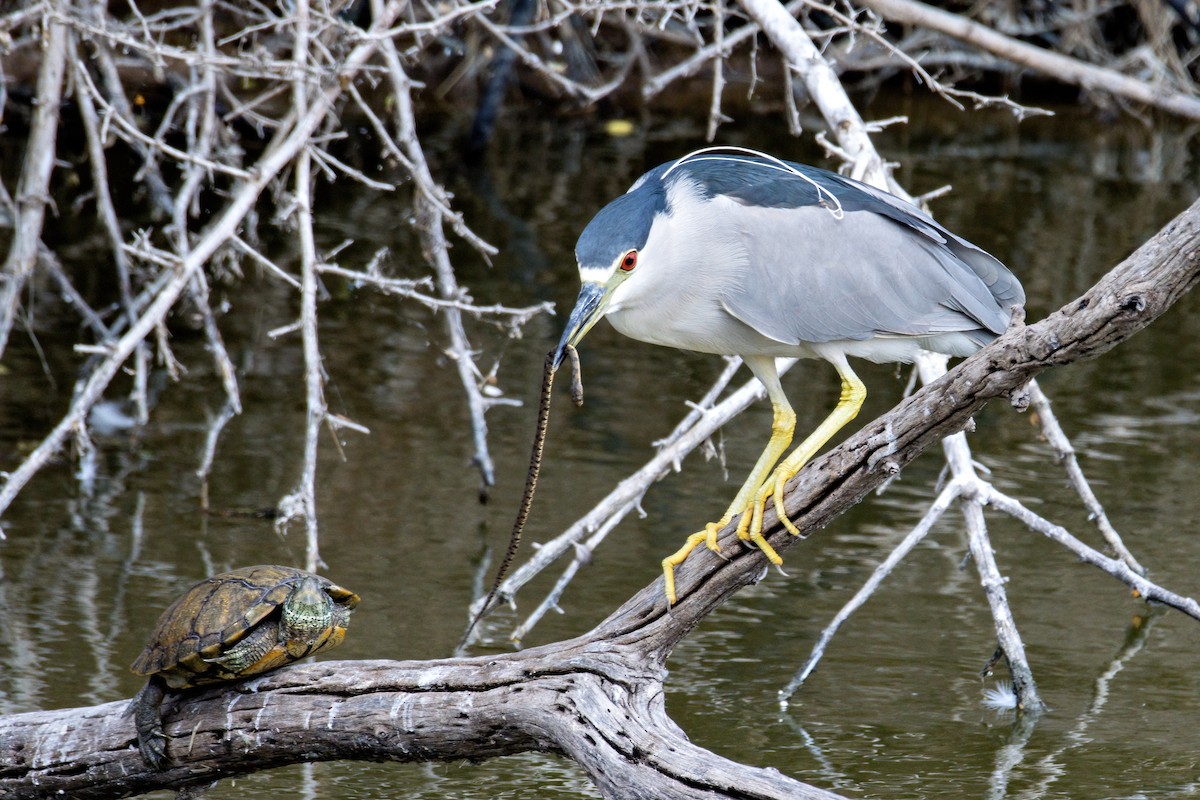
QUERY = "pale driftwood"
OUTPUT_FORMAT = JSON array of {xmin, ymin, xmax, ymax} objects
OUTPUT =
[
  {"xmin": 0, "ymin": 654, "xmax": 845, "ymax": 800},
  {"xmin": 2, "ymin": 187, "xmax": 1197, "ymax": 800}
]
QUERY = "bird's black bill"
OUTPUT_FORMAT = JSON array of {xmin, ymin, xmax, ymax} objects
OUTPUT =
[{"xmin": 553, "ymin": 282, "xmax": 607, "ymax": 369}]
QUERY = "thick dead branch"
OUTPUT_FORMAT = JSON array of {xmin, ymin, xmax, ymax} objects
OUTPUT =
[
  {"xmin": 3, "ymin": 168, "xmax": 1196, "ymax": 800},
  {"xmin": 738, "ymin": 0, "xmax": 895, "ymax": 189},
  {"xmin": 861, "ymin": 0, "xmax": 1200, "ymax": 119},
  {"xmin": 0, "ymin": 655, "xmax": 845, "ymax": 800},
  {"xmin": 0, "ymin": 5, "xmax": 67, "ymax": 360}
]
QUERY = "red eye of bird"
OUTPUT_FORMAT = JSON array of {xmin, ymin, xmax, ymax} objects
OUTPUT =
[{"xmin": 620, "ymin": 250, "xmax": 638, "ymax": 271}]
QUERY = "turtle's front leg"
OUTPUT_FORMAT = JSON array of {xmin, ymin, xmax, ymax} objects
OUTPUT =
[
  {"xmin": 207, "ymin": 623, "xmax": 280, "ymax": 675},
  {"xmin": 127, "ymin": 676, "xmax": 169, "ymax": 769}
]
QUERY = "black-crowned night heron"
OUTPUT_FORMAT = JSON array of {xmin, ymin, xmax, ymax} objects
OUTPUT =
[{"xmin": 554, "ymin": 147, "xmax": 1024, "ymax": 604}]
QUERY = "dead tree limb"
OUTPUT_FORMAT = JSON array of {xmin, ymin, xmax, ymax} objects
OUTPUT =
[
  {"xmin": 2, "ymin": 183, "xmax": 1196, "ymax": 800},
  {"xmin": 861, "ymin": 0, "xmax": 1200, "ymax": 119},
  {"xmin": 738, "ymin": 0, "xmax": 895, "ymax": 190},
  {"xmin": 0, "ymin": 4, "xmax": 67, "ymax": 359}
]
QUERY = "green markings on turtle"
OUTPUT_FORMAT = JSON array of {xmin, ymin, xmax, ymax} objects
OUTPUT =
[{"xmin": 128, "ymin": 565, "xmax": 359, "ymax": 769}]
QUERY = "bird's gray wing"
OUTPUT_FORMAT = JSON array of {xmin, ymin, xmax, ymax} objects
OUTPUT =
[
  {"xmin": 718, "ymin": 202, "xmax": 1015, "ymax": 346},
  {"xmin": 677, "ymin": 156, "xmax": 1024, "ymax": 334}
]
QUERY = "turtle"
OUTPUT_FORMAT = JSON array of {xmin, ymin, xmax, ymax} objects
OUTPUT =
[{"xmin": 128, "ymin": 565, "xmax": 359, "ymax": 768}]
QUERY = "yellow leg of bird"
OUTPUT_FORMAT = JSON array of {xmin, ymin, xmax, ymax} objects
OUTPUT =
[
  {"xmin": 751, "ymin": 362, "xmax": 867, "ymax": 542},
  {"xmin": 660, "ymin": 398, "xmax": 797, "ymax": 604},
  {"xmin": 714, "ymin": 400, "xmax": 796, "ymax": 551}
]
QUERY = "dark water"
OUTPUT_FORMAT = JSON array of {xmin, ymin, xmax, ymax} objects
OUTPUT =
[{"xmin": 2, "ymin": 96, "xmax": 1199, "ymax": 799}]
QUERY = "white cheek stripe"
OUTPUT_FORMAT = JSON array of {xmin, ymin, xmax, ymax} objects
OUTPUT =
[{"xmin": 577, "ymin": 267, "xmax": 613, "ymax": 283}]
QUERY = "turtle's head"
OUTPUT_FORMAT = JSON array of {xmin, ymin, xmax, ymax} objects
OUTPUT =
[{"xmin": 281, "ymin": 576, "xmax": 333, "ymax": 645}]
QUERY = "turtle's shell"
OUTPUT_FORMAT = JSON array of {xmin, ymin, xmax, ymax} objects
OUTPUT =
[{"xmin": 131, "ymin": 565, "xmax": 359, "ymax": 689}]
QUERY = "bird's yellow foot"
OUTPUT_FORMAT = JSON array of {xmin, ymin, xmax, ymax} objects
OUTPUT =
[
  {"xmin": 663, "ymin": 466, "xmax": 813, "ymax": 605},
  {"xmin": 761, "ymin": 464, "xmax": 804, "ymax": 538},
  {"xmin": 733, "ymin": 465, "xmax": 806, "ymax": 568},
  {"xmin": 661, "ymin": 518, "xmax": 732, "ymax": 605},
  {"xmin": 735, "ymin": 490, "xmax": 785, "ymax": 566}
]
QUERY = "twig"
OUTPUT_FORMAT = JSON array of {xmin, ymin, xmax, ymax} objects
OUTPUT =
[
  {"xmin": 474, "ymin": 11, "xmax": 632, "ymax": 104},
  {"xmin": 318, "ymin": 262, "xmax": 552, "ymax": 325},
  {"xmin": 230, "ymin": 235, "xmax": 302, "ymax": 289},
  {"xmin": 1026, "ymin": 379, "xmax": 1144, "ymax": 574},
  {"xmin": 985, "ymin": 490, "xmax": 1200, "ymax": 619},
  {"xmin": 71, "ymin": 64, "xmax": 252, "ymax": 181},
  {"xmin": 507, "ymin": 499, "xmax": 634, "ymax": 643},
  {"xmin": 76, "ymin": 0, "xmax": 175, "ymax": 217},
  {"xmin": 778, "ymin": 477, "xmax": 961, "ymax": 705},
  {"xmin": 196, "ymin": 399, "xmax": 241, "ymax": 488},
  {"xmin": 736, "ymin": 0, "xmax": 894, "ymax": 191},
  {"xmin": 642, "ymin": 0, "xmax": 805, "ymax": 98},
  {"xmin": 705, "ymin": 0, "xmax": 730, "ymax": 140},
  {"xmin": 806, "ymin": 0, "xmax": 1051, "ymax": 119},
  {"xmin": 172, "ymin": 0, "xmax": 243, "ymax": 448},
  {"xmin": 71, "ymin": 41, "xmax": 152, "ymax": 423}
]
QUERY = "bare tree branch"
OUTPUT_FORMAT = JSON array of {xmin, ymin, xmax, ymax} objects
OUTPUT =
[
  {"xmin": 0, "ymin": 3, "xmax": 68, "ymax": 359},
  {"xmin": 861, "ymin": 0, "xmax": 1200, "ymax": 119},
  {"xmin": 0, "ymin": 0, "xmax": 411, "ymax": 532}
]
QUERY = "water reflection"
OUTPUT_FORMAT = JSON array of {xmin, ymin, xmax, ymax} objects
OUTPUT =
[{"xmin": 1, "ymin": 98, "xmax": 1199, "ymax": 799}]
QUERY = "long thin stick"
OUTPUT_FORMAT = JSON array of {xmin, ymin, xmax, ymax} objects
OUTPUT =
[
  {"xmin": 293, "ymin": 0, "xmax": 323, "ymax": 573},
  {"xmin": 372, "ymin": 8, "xmax": 502, "ymax": 497},
  {"xmin": 1026, "ymin": 379, "xmax": 1143, "ymax": 574}
]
